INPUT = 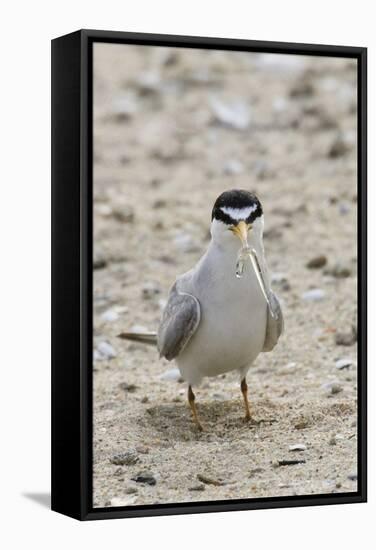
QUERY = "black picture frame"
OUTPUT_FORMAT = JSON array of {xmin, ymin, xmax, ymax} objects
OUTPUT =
[{"xmin": 51, "ymin": 29, "xmax": 367, "ymax": 521}]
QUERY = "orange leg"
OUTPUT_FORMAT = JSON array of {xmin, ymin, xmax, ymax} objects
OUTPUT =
[
  {"xmin": 241, "ymin": 378, "xmax": 251, "ymax": 421},
  {"xmin": 188, "ymin": 385, "xmax": 203, "ymax": 431}
]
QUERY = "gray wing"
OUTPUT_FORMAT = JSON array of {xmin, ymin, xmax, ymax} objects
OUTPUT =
[
  {"xmin": 262, "ymin": 290, "xmax": 284, "ymax": 352},
  {"xmin": 157, "ymin": 282, "xmax": 201, "ymax": 361}
]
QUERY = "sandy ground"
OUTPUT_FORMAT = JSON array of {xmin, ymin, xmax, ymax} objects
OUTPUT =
[{"xmin": 92, "ymin": 44, "xmax": 358, "ymax": 508}]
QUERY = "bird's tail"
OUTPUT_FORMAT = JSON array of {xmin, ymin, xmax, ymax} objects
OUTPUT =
[{"xmin": 117, "ymin": 331, "xmax": 158, "ymax": 346}]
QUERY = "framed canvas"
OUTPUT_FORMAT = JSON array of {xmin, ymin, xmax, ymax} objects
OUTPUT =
[{"xmin": 51, "ymin": 29, "xmax": 367, "ymax": 520}]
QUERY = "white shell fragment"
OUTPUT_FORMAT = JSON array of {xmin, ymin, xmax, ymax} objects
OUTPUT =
[
  {"xmin": 159, "ymin": 368, "xmax": 182, "ymax": 382},
  {"xmin": 210, "ymin": 97, "xmax": 251, "ymax": 130},
  {"xmin": 335, "ymin": 358, "xmax": 353, "ymax": 370},
  {"xmin": 96, "ymin": 341, "xmax": 117, "ymax": 360},
  {"xmin": 110, "ymin": 496, "xmax": 137, "ymax": 507},
  {"xmin": 289, "ymin": 444, "xmax": 307, "ymax": 452},
  {"xmin": 101, "ymin": 309, "xmax": 119, "ymax": 322},
  {"xmin": 302, "ymin": 288, "xmax": 326, "ymax": 302}
]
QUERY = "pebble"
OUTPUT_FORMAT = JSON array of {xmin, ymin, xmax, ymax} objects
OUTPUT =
[
  {"xmin": 188, "ymin": 484, "xmax": 206, "ymax": 492},
  {"xmin": 271, "ymin": 272, "xmax": 287, "ymax": 284},
  {"xmin": 275, "ymin": 459, "xmax": 306, "ymax": 466},
  {"xmin": 131, "ymin": 324, "xmax": 150, "ymax": 333},
  {"xmin": 335, "ymin": 327, "xmax": 357, "ymax": 346},
  {"xmin": 271, "ymin": 273, "xmax": 291, "ymax": 291},
  {"xmin": 111, "ymin": 205, "xmax": 134, "ymax": 223},
  {"xmin": 96, "ymin": 341, "xmax": 117, "ymax": 360},
  {"xmin": 223, "ymin": 158, "xmax": 244, "ymax": 175},
  {"xmin": 328, "ymin": 134, "xmax": 348, "ymax": 158},
  {"xmin": 197, "ymin": 473, "xmax": 225, "ymax": 486},
  {"xmin": 110, "ymin": 496, "xmax": 137, "ymax": 507},
  {"xmin": 101, "ymin": 309, "xmax": 119, "ymax": 322},
  {"xmin": 306, "ymin": 255, "xmax": 327, "ymax": 269},
  {"xmin": 289, "ymin": 444, "xmax": 307, "ymax": 452},
  {"xmin": 347, "ymin": 473, "xmax": 357, "ymax": 481},
  {"xmin": 95, "ymin": 203, "xmax": 113, "ymax": 217},
  {"xmin": 110, "ymin": 450, "xmax": 140, "ymax": 466},
  {"xmin": 209, "ymin": 97, "xmax": 251, "ymax": 130},
  {"xmin": 142, "ymin": 282, "xmax": 161, "ymax": 300},
  {"xmin": 152, "ymin": 199, "xmax": 167, "ymax": 209},
  {"xmin": 329, "ymin": 435, "xmax": 337, "ymax": 446},
  {"xmin": 322, "ymin": 381, "xmax": 343, "ymax": 395},
  {"xmin": 132, "ymin": 472, "xmax": 157, "ymax": 486},
  {"xmin": 290, "ymin": 78, "xmax": 314, "ymax": 98},
  {"xmin": 302, "ymin": 288, "xmax": 326, "ymax": 302},
  {"xmin": 159, "ymin": 368, "xmax": 182, "ymax": 382},
  {"xmin": 124, "ymin": 485, "xmax": 138, "ymax": 495},
  {"xmin": 111, "ymin": 94, "xmax": 138, "ymax": 121},
  {"xmin": 295, "ymin": 418, "xmax": 309, "ymax": 430},
  {"xmin": 324, "ymin": 262, "xmax": 351, "ymax": 278},
  {"xmin": 135, "ymin": 445, "xmax": 150, "ymax": 454},
  {"xmin": 118, "ymin": 382, "xmax": 138, "ymax": 393},
  {"xmin": 335, "ymin": 358, "xmax": 353, "ymax": 370},
  {"xmin": 93, "ymin": 254, "xmax": 108, "ymax": 270},
  {"xmin": 330, "ymin": 384, "xmax": 343, "ymax": 395},
  {"xmin": 135, "ymin": 71, "xmax": 161, "ymax": 96}
]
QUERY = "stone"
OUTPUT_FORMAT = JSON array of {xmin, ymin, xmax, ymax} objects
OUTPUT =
[
  {"xmin": 302, "ymin": 289, "xmax": 326, "ymax": 302},
  {"xmin": 136, "ymin": 71, "xmax": 161, "ymax": 96},
  {"xmin": 124, "ymin": 485, "xmax": 138, "ymax": 495},
  {"xmin": 111, "ymin": 94, "xmax": 138, "ymax": 121},
  {"xmin": 96, "ymin": 341, "xmax": 116, "ymax": 360},
  {"xmin": 210, "ymin": 97, "xmax": 251, "ymax": 130},
  {"xmin": 112, "ymin": 205, "xmax": 134, "ymax": 223},
  {"xmin": 110, "ymin": 496, "xmax": 137, "ymax": 507},
  {"xmin": 159, "ymin": 368, "xmax": 182, "ymax": 382},
  {"xmin": 188, "ymin": 484, "xmax": 206, "ymax": 492},
  {"xmin": 197, "ymin": 473, "xmax": 225, "ymax": 486},
  {"xmin": 110, "ymin": 450, "xmax": 140, "ymax": 466},
  {"xmin": 132, "ymin": 472, "xmax": 157, "ymax": 486},
  {"xmin": 277, "ymin": 459, "xmax": 306, "ymax": 466},
  {"xmin": 289, "ymin": 444, "xmax": 307, "ymax": 452},
  {"xmin": 335, "ymin": 327, "xmax": 357, "ymax": 346},
  {"xmin": 119, "ymin": 382, "xmax": 138, "ymax": 393},
  {"xmin": 328, "ymin": 135, "xmax": 348, "ymax": 158},
  {"xmin": 322, "ymin": 381, "xmax": 343, "ymax": 395},
  {"xmin": 142, "ymin": 282, "xmax": 161, "ymax": 300},
  {"xmin": 306, "ymin": 255, "xmax": 327, "ymax": 269},
  {"xmin": 335, "ymin": 358, "xmax": 353, "ymax": 370},
  {"xmin": 325, "ymin": 262, "xmax": 351, "ymax": 278},
  {"xmin": 101, "ymin": 309, "xmax": 119, "ymax": 322}
]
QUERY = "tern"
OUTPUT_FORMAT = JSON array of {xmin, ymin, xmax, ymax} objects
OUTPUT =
[{"xmin": 119, "ymin": 189, "xmax": 283, "ymax": 430}]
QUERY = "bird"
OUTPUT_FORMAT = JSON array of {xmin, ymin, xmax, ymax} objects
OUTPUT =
[{"xmin": 119, "ymin": 189, "xmax": 284, "ymax": 431}]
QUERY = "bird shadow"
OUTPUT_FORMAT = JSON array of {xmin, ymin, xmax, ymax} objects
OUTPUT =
[
  {"xmin": 143, "ymin": 399, "xmax": 279, "ymax": 442},
  {"xmin": 22, "ymin": 492, "xmax": 51, "ymax": 509}
]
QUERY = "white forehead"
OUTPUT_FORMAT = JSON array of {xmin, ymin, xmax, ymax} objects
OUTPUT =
[{"xmin": 220, "ymin": 204, "xmax": 258, "ymax": 220}]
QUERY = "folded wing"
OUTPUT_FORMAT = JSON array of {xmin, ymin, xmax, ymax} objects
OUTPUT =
[
  {"xmin": 262, "ymin": 290, "xmax": 284, "ymax": 352},
  {"xmin": 158, "ymin": 283, "xmax": 201, "ymax": 361}
]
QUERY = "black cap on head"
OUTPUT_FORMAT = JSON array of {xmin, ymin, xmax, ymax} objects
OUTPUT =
[{"xmin": 211, "ymin": 189, "xmax": 263, "ymax": 225}]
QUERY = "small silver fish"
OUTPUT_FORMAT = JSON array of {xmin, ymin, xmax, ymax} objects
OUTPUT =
[{"xmin": 235, "ymin": 246, "xmax": 277, "ymax": 319}]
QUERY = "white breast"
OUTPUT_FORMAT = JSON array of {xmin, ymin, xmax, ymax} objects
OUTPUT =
[{"xmin": 175, "ymin": 242, "xmax": 267, "ymax": 385}]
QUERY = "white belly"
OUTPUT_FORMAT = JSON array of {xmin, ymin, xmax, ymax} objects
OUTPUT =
[{"xmin": 176, "ymin": 248, "xmax": 267, "ymax": 385}]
